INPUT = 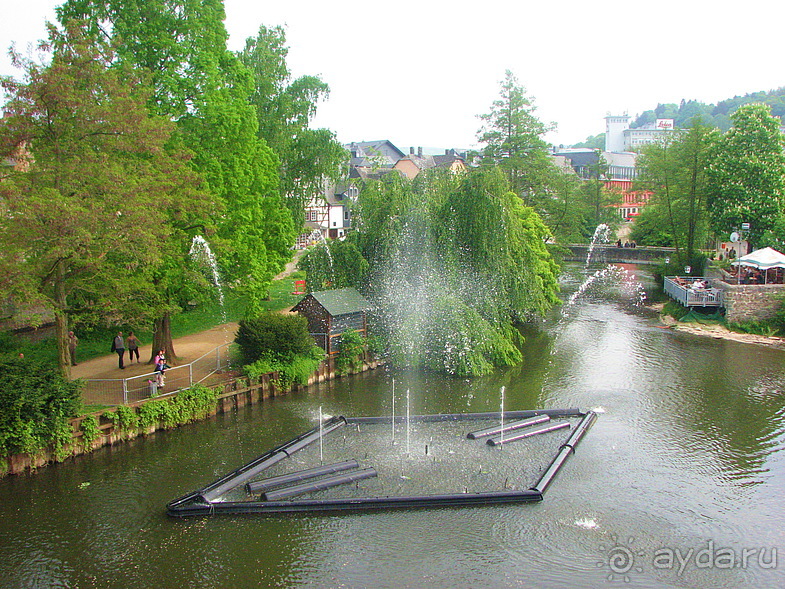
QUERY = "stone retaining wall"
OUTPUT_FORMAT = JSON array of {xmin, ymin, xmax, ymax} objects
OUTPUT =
[
  {"xmin": 1, "ymin": 355, "xmax": 383, "ymax": 477},
  {"xmin": 714, "ymin": 282, "xmax": 784, "ymax": 323}
]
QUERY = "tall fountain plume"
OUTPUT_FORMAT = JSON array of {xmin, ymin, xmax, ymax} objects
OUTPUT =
[
  {"xmin": 189, "ymin": 235, "xmax": 227, "ymax": 325},
  {"xmin": 585, "ymin": 224, "xmax": 610, "ymax": 267}
]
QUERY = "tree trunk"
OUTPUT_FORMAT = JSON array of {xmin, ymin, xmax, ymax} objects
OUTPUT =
[
  {"xmin": 54, "ymin": 260, "xmax": 71, "ymax": 379},
  {"xmin": 150, "ymin": 312, "xmax": 177, "ymax": 364}
]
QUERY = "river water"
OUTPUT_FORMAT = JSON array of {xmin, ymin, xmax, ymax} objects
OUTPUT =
[{"xmin": 1, "ymin": 264, "xmax": 784, "ymax": 588}]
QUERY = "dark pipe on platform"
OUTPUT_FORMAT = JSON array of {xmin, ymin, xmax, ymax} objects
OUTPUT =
[
  {"xmin": 199, "ymin": 416, "xmax": 348, "ymax": 502},
  {"xmin": 247, "ymin": 460, "xmax": 360, "ymax": 494},
  {"xmin": 467, "ymin": 415, "xmax": 550, "ymax": 439},
  {"xmin": 486, "ymin": 421, "xmax": 570, "ymax": 446},
  {"xmin": 562, "ymin": 410, "xmax": 598, "ymax": 451},
  {"xmin": 531, "ymin": 411, "xmax": 598, "ymax": 494},
  {"xmin": 168, "ymin": 489, "xmax": 544, "ymax": 517},
  {"xmin": 349, "ymin": 408, "xmax": 583, "ymax": 425},
  {"xmin": 262, "ymin": 468, "xmax": 378, "ymax": 501}
]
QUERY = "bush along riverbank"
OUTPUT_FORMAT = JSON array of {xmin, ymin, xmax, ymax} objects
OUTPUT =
[{"xmin": 0, "ymin": 353, "xmax": 383, "ymax": 478}]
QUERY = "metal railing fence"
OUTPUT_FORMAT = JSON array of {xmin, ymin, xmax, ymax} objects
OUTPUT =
[{"xmin": 81, "ymin": 343, "xmax": 234, "ymax": 406}]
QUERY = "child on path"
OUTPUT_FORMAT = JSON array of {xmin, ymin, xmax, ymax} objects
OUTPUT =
[{"xmin": 154, "ymin": 349, "xmax": 168, "ymax": 387}]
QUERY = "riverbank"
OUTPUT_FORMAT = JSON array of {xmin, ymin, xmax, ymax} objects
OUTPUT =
[{"xmin": 652, "ymin": 302, "xmax": 785, "ymax": 350}]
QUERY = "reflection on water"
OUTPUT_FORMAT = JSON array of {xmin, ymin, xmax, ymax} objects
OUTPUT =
[{"xmin": 0, "ymin": 264, "xmax": 783, "ymax": 588}]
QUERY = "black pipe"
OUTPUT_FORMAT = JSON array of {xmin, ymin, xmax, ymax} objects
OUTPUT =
[
  {"xmin": 467, "ymin": 415, "xmax": 550, "ymax": 439},
  {"xmin": 531, "ymin": 411, "xmax": 598, "ymax": 494},
  {"xmin": 247, "ymin": 460, "xmax": 360, "ymax": 494},
  {"xmin": 262, "ymin": 468, "xmax": 378, "ymax": 501},
  {"xmin": 198, "ymin": 416, "xmax": 348, "ymax": 502},
  {"xmin": 486, "ymin": 421, "xmax": 570, "ymax": 446},
  {"xmin": 348, "ymin": 408, "xmax": 583, "ymax": 425},
  {"xmin": 561, "ymin": 410, "xmax": 598, "ymax": 451},
  {"xmin": 168, "ymin": 489, "xmax": 543, "ymax": 517}
]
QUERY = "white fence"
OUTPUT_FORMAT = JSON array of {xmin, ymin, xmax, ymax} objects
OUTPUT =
[
  {"xmin": 663, "ymin": 277, "xmax": 724, "ymax": 308},
  {"xmin": 81, "ymin": 343, "xmax": 234, "ymax": 406}
]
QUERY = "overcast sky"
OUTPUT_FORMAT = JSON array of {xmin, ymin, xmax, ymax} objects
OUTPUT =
[{"xmin": 3, "ymin": 0, "xmax": 784, "ymax": 150}]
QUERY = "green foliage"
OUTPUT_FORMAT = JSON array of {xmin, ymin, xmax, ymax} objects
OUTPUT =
[
  {"xmin": 706, "ymin": 104, "xmax": 785, "ymax": 245},
  {"xmin": 300, "ymin": 234, "xmax": 369, "ymax": 291},
  {"xmin": 103, "ymin": 384, "xmax": 218, "ymax": 435},
  {"xmin": 0, "ymin": 359, "xmax": 81, "ymax": 457},
  {"xmin": 79, "ymin": 415, "xmax": 101, "ymax": 451},
  {"xmin": 389, "ymin": 296, "xmax": 523, "ymax": 378},
  {"xmin": 477, "ymin": 70, "xmax": 557, "ymax": 208},
  {"xmin": 0, "ymin": 22, "xmax": 206, "ymax": 377},
  {"xmin": 56, "ymin": 0, "xmax": 297, "ymax": 350},
  {"xmin": 239, "ymin": 25, "xmax": 347, "ymax": 221},
  {"xmin": 353, "ymin": 167, "xmax": 558, "ymax": 376},
  {"xmin": 335, "ymin": 330, "xmax": 366, "ymax": 375},
  {"xmin": 662, "ymin": 300, "xmax": 690, "ymax": 321},
  {"xmin": 244, "ymin": 346, "xmax": 324, "ymax": 390},
  {"xmin": 726, "ymin": 319, "xmax": 780, "ymax": 337},
  {"xmin": 634, "ymin": 122, "xmax": 717, "ymax": 262},
  {"xmin": 235, "ymin": 312, "xmax": 315, "ymax": 365},
  {"xmin": 630, "ymin": 89, "xmax": 785, "ymax": 133}
]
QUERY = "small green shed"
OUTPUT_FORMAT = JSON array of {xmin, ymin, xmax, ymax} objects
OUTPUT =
[{"xmin": 291, "ymin": 287, "xmax": 371, "ymax": 355}]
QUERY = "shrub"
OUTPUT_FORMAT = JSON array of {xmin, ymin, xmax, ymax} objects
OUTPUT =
[
  {"xmin": 335, "ymin": 330, "xmax": 366, "ymax": 375},
  {"xmin": 79, "ymin": 415, "xmax": 101, "ymax": 451},
  {"xmin": 235, "ymin": 313, "xmax": 315, "ymax": 365},
  {"xmin": 0, "ymin": 359, "xmax": 81, "ymax": 457},
  {"xmin": 244, "ymin": 346, "xmax": 324, "ymax": 390}
]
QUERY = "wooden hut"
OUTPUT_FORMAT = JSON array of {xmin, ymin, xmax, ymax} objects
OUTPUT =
[{"xmin": 291, "ymin": 287, "xmax": 371, "ymax": 355}]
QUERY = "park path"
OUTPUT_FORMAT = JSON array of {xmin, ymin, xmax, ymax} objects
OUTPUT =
[
  {"xmin": 70, "ymin": 251, "xmax": 303, "ymax": 382},
  {"xmin": 69, "ymin": 322, "xmax": 239, "ymax": 382}
]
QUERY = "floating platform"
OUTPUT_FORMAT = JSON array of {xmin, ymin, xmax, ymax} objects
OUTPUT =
[{"xmin": 167, "ymin": 409, "xmax": 597, "ymax": 517}]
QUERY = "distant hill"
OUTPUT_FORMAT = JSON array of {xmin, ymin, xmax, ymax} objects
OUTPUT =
[
  {"xmin": 572, "ymin": 87, "xmax": 785, "ymax": 147},
  {"xmin": 629, "ymin": 87, "xmax": 785, "ymax": 132}
]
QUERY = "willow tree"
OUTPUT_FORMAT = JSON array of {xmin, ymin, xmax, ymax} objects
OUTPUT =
[
  {"xmin": 0, "ymin": 24, "xmax": 205, "ymax": 377},
  {"xmin": 348, "ymin": 168, "xmax": 560, "ymax": 377}
]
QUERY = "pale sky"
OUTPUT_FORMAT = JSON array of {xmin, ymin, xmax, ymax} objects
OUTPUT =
[{"xmin": 2, "ymin": 0, "xmax": 784, "ymax": 149}]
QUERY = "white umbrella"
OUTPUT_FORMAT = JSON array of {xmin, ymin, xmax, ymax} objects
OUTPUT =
[
  {"xmin": 731, "ymin": 247, "xmax": 785, "ymax": 269},
  {"xmin": 731, "ymin": 247, "xmax": 785, "ymax": 284}
]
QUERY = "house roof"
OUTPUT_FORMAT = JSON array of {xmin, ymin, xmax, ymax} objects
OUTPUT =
[{"xmin": 299, "ymin": 287, "xmax": 372, "ymax": 317}]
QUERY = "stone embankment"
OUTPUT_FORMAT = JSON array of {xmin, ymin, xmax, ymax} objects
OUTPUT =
[{"xmin": 1, "ymin": 355, "xmax": 383, "ymax": 477}]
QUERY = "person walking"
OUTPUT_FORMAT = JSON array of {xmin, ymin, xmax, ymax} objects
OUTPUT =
[
  {"xmin": 68, "ymin": 331, "xmax": 79, "ymax": 366},
  {"xmin": 113, "ymin": 331, "xmax": 126, "ymax": 369},
  {"xmin": 127, "ymin": 331, "xmax": 141, "ymax": 363}
]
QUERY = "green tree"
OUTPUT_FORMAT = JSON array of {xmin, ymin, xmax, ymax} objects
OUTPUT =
[
  {"xmin": 239, "ymin": 25, "xmax": 347, "ymax": 222},
  {"xmin": 351, "ymin": 167, "xmax": 560, "ymax": 376},
  {"xmin": 635, "ymin": 121, "xmax": 715, "ymax": 263},
  {"xmin": 0, "ymin": 23, "xmax": 205, "ymax": 377},
  {"xmin": 541, "ymin": 167, "xmax": 587, "ymax": 243},
  {"xmin": 707, "ymin": 103, "xmax": 785, "ymax": 246},
  {"xmin": 477, "ymin": 70, "xmax": 556, "ymax": 208},
  {"xmin": 57, "ymin": 0, "xmax": 297, "ymax": 355}
]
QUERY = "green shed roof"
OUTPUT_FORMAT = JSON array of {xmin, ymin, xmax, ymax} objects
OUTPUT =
[{"xmin": 308, "ymin": 287, "xmax": 371, "ymax": 317}]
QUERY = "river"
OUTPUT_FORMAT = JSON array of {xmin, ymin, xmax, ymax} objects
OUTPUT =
[{"xmin": 0, "ymin": 263, "xmax": 783, "ymax": 588}]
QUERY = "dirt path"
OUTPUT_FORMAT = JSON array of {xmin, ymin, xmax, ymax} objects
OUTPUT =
[
  {"xmin": 71, "ymin": 252, "xmax": 306, "ymax": 382},
  {"xmin": 70, "ymin": 323, "xmax": 239, "ymax": 381}
]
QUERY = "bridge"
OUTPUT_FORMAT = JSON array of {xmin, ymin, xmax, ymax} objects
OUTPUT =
[{"xmin": 562, "ymin": 244, "xmax": 676, "ymax": 266}]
